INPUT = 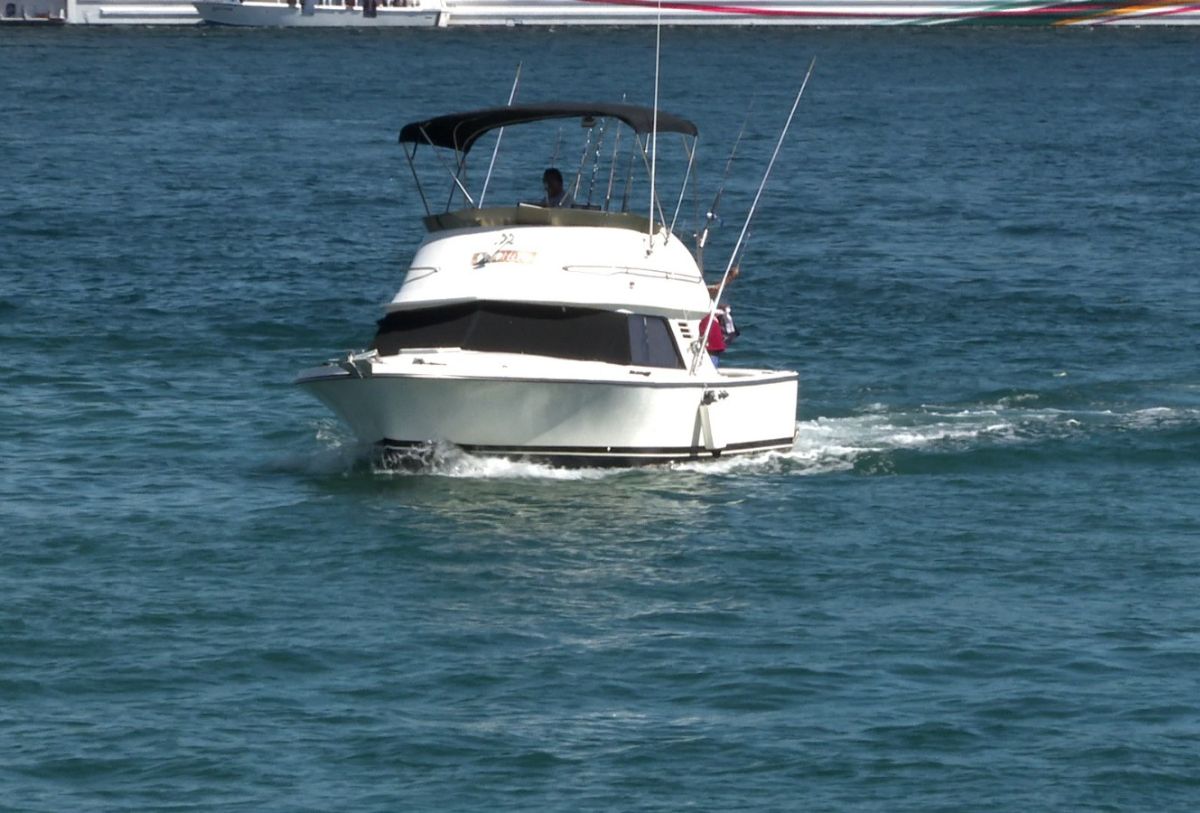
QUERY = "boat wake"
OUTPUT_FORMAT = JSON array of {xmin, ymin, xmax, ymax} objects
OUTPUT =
[{"xmin": 295, "ymin": 400, "xmax": 1200, "ymax": 481}]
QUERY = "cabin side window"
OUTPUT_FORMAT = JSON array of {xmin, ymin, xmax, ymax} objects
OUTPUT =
[
  {"xmin": 371, "ymin": 303, "xmax": 683, "ymax": 369},
  {"xmin": 627, "ymin": 315, "xmax": 683, "ymax": 369}
]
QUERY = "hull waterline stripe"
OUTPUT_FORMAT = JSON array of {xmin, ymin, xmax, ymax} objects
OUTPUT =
[{"xmin": 379, "ymin": 436, "xmax": 796, "ymax": 457}]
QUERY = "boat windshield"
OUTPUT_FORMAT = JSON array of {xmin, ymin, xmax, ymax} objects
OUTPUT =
[{"xmin": 372, "ymin": 302, "xmax": 684, "ymax": 369}]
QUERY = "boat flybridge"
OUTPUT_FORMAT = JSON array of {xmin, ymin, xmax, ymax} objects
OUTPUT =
[{"xmin": 295, "ymin": 101, "xmax": 798, "ymax": 467}]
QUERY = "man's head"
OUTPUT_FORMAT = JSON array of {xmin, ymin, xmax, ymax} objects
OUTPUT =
[{"xmin": 543, "ymin": 168, "xmax": 564, "ymax": 196}]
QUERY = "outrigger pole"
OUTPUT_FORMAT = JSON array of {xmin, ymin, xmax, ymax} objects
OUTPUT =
[
  {"xmin": 479, "ymin": 62, "xmax": 522, "ymax": 209},
  {"xmin": 647, "ymin": 0, "xmax": 663, "ymax": 249},
  {"xmin": 690, "ymin": 57, "xmax": 817, "ymax": 375}
]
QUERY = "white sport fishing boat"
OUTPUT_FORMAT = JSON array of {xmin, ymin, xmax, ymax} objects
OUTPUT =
[{"xmin": 296, "ymin": 101, "xmax": 799, "ymax": 467}]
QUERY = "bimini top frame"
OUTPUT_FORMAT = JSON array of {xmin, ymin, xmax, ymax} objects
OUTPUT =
[
  {"xmin": 397, "ymin": 101, "xmax": 700, "ymax": 235},
  {"xmin": 398, "ymin": 102, "xmax": 698, "ymax": 155}
]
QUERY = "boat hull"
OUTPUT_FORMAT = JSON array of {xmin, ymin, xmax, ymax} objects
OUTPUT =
[
  {"xmin": 442, "ymin": 0, "xmax": 1200, "ymax": 25},
  {"xmin": 297, "ymin": 366, "xmax": 798, "ymax": 466},
  {"xmin": 194, "ymin": 0, "xmax": 439, "ymax": 25},
  {"xmin": 190, "ymin": 0, "xmax": 1200, "ymax": 26}
]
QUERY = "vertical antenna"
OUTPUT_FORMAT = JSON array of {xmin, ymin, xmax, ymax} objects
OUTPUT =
[
  {"xmin": 479, "ymin": 62, "xmax": 522, "ymax": 209},
  {"xmin": 648, "ymin": 0, "xmax": 662, "ymax": 247}
]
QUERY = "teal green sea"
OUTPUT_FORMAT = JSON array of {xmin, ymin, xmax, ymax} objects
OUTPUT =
[{"xmin": 2, "ymin": 26, "xmax": 1199, "ymax": 811}]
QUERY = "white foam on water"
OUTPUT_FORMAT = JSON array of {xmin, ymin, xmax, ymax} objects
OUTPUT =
[
  {"xmin": 1123, "ymin": 406, "xmax": 1200, "ymax": 431},
  {"xmin": 300, "ymin": 402, "xmax": 1198, "ymax": 482},
  {"xmin": 668, "ymin": 410, "xmax": 1020, "ymax": 477},
  {"xmin": 368, "ymin": 441, "xmax": 622, "ymax": 482}
]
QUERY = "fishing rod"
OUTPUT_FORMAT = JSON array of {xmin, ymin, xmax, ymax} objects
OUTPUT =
[
  {"xmin": 690, "ymin": 57, "xmax": 817, "ymax": 375},
  {"xmin": 479, "ymin": 62, "xmax": 522, "ymax": 209},
  {"xmin": 603, "ymin": 115, "xmax": 624, "ymax": 211},
  {"xmin": 695, "ymin": 99, "xmax": 753, "ymax": 274},
  {"xmin": 620, "ymin": 138, "xmax": 637, "ymax": 213},
  {"xmin": 571, "ymin": 121, "xmax": 596, "ymax": 201},
  {"xmin": 585, "ymin": 116, "xmax": 610, "ymax": 207}
]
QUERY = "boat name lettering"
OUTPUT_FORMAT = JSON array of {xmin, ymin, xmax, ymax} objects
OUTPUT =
[{"xmin": 471, "ymin": 250, "xmax": 538, "ymax": 266}]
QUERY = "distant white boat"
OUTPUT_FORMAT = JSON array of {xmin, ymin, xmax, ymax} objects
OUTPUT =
[
  {"xmin": 14, "ymin": 0, "xmax": 1199, "ymax": 25},
  {"xmin": 194, "ymin": 0, "xmax": 1200, "ymax": 27},
  {"xmin": 194, "ymin": 0, "xmax": 438, "ymax": 25},
  {"xmin": 1, "ymin": 0, "xmax": 66, "ymax": 21},
  {"xmin": 9, "ymin": 0, "xmax": 201, "ymax": 24}
]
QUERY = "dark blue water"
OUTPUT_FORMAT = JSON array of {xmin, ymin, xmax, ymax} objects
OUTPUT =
[{"xmin": 3, "ymin": 26, "xmax": 1200, "ymax": 811}]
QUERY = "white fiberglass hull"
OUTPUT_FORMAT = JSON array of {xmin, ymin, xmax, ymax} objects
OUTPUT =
[
  {"xmin": 57, "ymin": 0, "xmax": 200, "ymax": 24},
  {"xmin": 297, "ymin": 355, "xmax": 798, "ymax": 466},
  {"xmin": 441, "ymin": 0, "xmax": 1200, "ymax": 26},
  {"xmin": 194, "ymin": 0, "xmax": 439, "ymax": 25},
  {"xmin": 192, "ymin": 0, "xmax": 1200, "ymax": 26}
]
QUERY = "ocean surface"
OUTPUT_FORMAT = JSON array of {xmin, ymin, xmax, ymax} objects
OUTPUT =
[{"xmin": 3, "ymin": 25, "xmax": 1200, "ymax": 811}]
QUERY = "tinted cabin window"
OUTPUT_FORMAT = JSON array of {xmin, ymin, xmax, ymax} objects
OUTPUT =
[
  {"xmin": 372, "ymin": 303, "xmax": 682, "ymax": 368},
  {"xmin": 628, "ymin": 315, "xmax": 683, "ymax": 368}
]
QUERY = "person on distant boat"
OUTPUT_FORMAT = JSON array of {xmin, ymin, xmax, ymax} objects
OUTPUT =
[{"xmin": 539, "ymin": 168, "xmax": 574, "ymax": 208}]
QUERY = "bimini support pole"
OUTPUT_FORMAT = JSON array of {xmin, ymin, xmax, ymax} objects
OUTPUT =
[
  {"xmin": 403, "ymin": 142, "xmax": 432, "ymax": 217},
  {"xmin": 421, "ymin": 124, "xmax": 477, "ymax": 211},
  {"xmin": 668, "ymin": 134, "xmax": 697, "ymax": 240},
  {"xmin": 690, "ymin": 57, "xmax": 817, "ymax": 375}
]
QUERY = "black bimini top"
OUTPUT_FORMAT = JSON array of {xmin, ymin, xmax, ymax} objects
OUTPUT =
[{"xmin": 398, "ymin": 102, "xmax": 699, "ymax": 155}]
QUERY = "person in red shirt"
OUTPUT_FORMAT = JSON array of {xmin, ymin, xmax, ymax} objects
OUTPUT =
[
  {"xmin": 701, "ymin": 267, "xmax": 739, "ymax": 367},
  {"xmin": 700, "ymin": 310, "xmax": 729, "ymax": 367}
]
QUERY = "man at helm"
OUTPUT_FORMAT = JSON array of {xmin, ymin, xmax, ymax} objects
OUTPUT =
[{"xmin": 539, "ymin": 168, "xmax": 574, "ymax": 208}]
